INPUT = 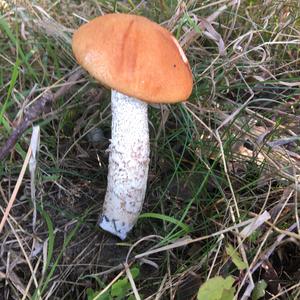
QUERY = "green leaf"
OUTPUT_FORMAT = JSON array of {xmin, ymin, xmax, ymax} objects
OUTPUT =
[
  {"xmin": 86, "ymin": 288, "xmax": 94, "ymax": 300},
  {"xmin": 130, "ymin": 267, "xmax": 140, "ymax": 280},
  {"xmin": 252, "ymin": 280, "xmax": 267, "ymax": 300},
  {"xmin": 226, "ymin": 244, "xmax": 247, "ymax": 270},
  {"xmin": 111, "ymin": 278, "xmax": 130, "ymax": 297},
  {"xmin": 85, "ymin": 266, "xmax": 139, "ymax": 299},
  {"xmin": 86, "ymin": 288, "xmax": 110, "ymax": 300},
  {"xmin": 197, "ymin": 276, "xmax": 235, "ymax": 300}
]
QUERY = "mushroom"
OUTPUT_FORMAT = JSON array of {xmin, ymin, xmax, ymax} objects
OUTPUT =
[{"xmin": 72, "ymin": 13, "xmax": 193, "ymax": 240}]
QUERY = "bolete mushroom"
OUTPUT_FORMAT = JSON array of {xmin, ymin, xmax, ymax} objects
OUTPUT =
[{"xmin": 72, "ymin": 13, "xmax": 193, "ymax": 240}]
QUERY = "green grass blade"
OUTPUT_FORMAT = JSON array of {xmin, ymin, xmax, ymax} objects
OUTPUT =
[{"xmin": 139, "ymin": 212, "xmax": 191, "ymax": 233}]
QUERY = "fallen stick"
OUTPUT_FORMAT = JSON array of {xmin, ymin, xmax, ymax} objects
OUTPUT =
[{"xmin": 0, "ymin": 68, "xmax": 84, "ymax": 160}]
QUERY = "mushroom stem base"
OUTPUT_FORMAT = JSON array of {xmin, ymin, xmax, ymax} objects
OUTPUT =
[{"xmin": 99, "ymin": 90, "xmax": 149, "ymax": 240}]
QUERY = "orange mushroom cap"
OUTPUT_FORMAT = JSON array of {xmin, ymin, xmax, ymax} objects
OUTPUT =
[{"xmin": 72, "ymin": 13, "xmax": 193, "ymax": 103}]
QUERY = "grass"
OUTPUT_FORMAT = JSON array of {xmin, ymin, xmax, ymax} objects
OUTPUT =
[{"xmin": 1, "ymin": 0, "xmax": 300, "ymax": 299}]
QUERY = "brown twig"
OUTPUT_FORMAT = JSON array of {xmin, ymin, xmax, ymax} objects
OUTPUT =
[{"xmin": 0, "ymin": 68, "xmax": 84, "ymax": 160}]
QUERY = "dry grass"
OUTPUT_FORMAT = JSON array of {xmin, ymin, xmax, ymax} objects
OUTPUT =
[{"xmin": 1, "ymin": 0, "xmax": 300, "ymax": 299}]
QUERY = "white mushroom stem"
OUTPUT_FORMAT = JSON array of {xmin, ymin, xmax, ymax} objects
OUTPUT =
[{"xmin": 99, "ymin": 89, "xmax": 150, "ymax": 240}]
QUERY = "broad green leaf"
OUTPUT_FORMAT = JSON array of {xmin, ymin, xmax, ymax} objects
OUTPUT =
[
  {"xmin": 130, "ymin": 267, "xmax": 140, "ymax": 280},
  {"xmin": 111, "ymin": 278, "xmax": 130, "ymax": 297},
  {"xmin": 86, "ymin": 287, "xmax": 94, "ymax": 300},
  {"xmin": 86, "ymin": 288, "xmax": 110, "ymax": 300},
  {"xmin": 221, "ymin": 286, "xmax": 235, "ymax": 300},
  {"xmin": 226, "ymin": 244, "xmax": 247, "ymax": 270},
  {"xmin": 197, "ymin": 276, "xmax": 235, "ymax": 300},
  {"xmin": 252, "ymin": 280, "xmax": 267, "ymax": 300}
]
